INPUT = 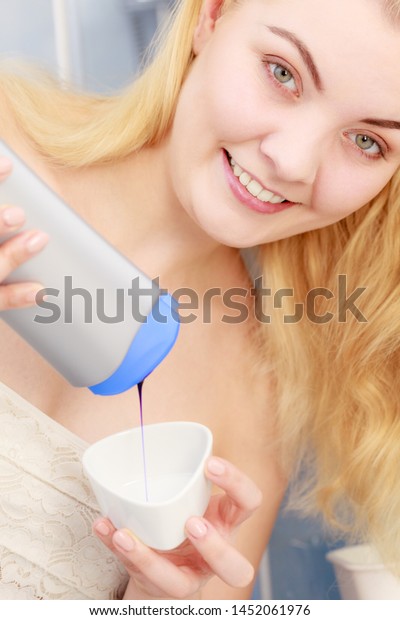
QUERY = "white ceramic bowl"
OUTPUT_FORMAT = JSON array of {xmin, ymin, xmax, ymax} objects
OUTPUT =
[{"xmin": 83, "ymin": 421, "xmax": 213, "ymax": 550}]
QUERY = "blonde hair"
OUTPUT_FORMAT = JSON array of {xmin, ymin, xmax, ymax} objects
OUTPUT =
[
  {"xmin": 0, "ymin": 0, "xmax": 204, "ymax": 165},
  {"xmin": 1, "ymin": 0, "xmax": 400, "ymax": 569},
  {"xmin": 258, "ymin": 181, "xmax": 400, "ymax": 567}
]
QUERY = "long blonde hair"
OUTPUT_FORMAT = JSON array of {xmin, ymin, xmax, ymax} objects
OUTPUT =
[
  {"xmin": 258, "ymin": 182, "xmax": 400, "ymax": 566},
  {"xmin": 0, "ymin": 0, "xmax": 203, "ymax": 165},
  {"xmin": 1, "ymin": 0, "xmax": 400, "ymax": 568}
]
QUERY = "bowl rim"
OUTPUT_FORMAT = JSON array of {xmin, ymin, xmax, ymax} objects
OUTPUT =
[
  {"xmin": 326, "ymin": 544, "xmax": 387, "ymax": 572},
  {"xmin": 82, "ymin": 421, "xmax": 213, "ymax": 507}
]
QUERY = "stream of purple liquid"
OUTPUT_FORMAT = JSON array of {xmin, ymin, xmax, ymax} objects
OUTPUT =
[{"xmin": 137, "ymin": 380, "xmax": 149, "ymax": 502}]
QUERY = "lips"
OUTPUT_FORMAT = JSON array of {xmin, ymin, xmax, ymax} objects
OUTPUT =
[{"xmin": 221, "ymin": 149, "xmax": 296, "ymax": 215}]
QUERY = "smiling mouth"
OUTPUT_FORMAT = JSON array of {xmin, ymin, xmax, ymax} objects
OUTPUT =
[{"xmin": 225, "ymin": 150, "xmax": 288, "ymax": 204}]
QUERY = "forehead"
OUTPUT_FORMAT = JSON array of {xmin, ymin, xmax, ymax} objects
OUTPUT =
[
  {"xmin": 240, "ymin": 0, "xmax": 400, "ymax": 45},
  {"xmin": 228, "ymin": 0, "xmax": 400, "ymax": 115}
]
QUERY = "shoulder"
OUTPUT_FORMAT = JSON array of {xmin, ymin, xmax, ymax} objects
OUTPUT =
[
  {"xmin": 204, "ymin": 318, "xmax": 286, "ymax": 599},
  {"xmin": 210, "ymin": 310, "xmax": 282, "ymax": 466},
  {"xmin": 205, "ymin": 287, "xmax": 285, "ymax": 486}
]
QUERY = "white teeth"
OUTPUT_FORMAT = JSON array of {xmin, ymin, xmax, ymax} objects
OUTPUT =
[
  {"xmin": 247, "ymin": 180, "xmax": 263, "ymax": 197},
  {"xmin": 239, "ymin": 172, "xmax": 251, "ymax": 186},
  {"xmin": 258, "ymin": 189, "xmax": 274, "ymax": 202},
  {"xmin": 227, "ymin": 152, "xmax": 286, "ymax": 203},
  {"xmin": 270, "ymin": 194, "xmax": 285, "ymax": 204}
]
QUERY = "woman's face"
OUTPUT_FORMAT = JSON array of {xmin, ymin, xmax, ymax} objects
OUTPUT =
[{"xmin": 166, "ymin": 0, "xmax": 400, "ymax": 247}]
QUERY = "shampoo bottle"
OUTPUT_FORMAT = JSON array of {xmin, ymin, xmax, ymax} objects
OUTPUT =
[{"xmin": 0, "ymin": 141, "xmax": 180, "ymax": 395}]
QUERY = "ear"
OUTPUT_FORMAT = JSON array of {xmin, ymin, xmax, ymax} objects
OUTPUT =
[{"xmin": 193, "ymin": 0, "xmax": 226, "ymax": 55}]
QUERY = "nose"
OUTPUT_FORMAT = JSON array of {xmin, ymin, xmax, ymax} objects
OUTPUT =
[{"xmin": 259, "ymin": 117, "xmax": 327, "ymax": 186}]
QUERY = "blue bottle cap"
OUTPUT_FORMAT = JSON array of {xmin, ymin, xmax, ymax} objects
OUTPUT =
[{"xmin": 89, "ymin": 294, "xmax": 179, "ymax": 395}]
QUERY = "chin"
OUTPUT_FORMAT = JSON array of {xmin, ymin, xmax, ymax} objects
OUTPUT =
[{"xmin": 201, "ymin": 224, "xmax": 257, "ymax": 248}]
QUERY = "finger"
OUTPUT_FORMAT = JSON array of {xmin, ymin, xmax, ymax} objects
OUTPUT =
[
  {"xmin": 0, "ymin": 205, "xmax": 25, "ymax": 234},
  {"xmin": 93, "ymin": 518, "xmax": 128, "ymax": 565},
  {"xmin": 93, "ymin": 517, "xmax": 116, "ymax": 538},
  {"xmin": 112, "ymin": 529, "xmax": 200, "ymax": 599},
  {"xmin": 205, "ymin": 457, "xmax": 263, "ymax": 526},
  {"xmin": 93, "ymin": 518, "xmax": 200, "ymax": 599},
  {"xmin": 93, "ymin": 518, "xmax": 122, "ymax": 557},
  {"xmin": 0, "ymin": 281, "xmax": 45, "ymax": 310},
  {"xmin": 93, "ymin": 518, "xmax": 116, "ymax": 543},
  {"xmin": 0, "ymin": 157, "xmax": 13, "ymax": 180},
  {"xmin": 0, "ymin": 229, "xmax": 48, "ymax": 281},
  {"xmin": 185, "ymin": 516, "xmax": 254, "ymax": 588}
]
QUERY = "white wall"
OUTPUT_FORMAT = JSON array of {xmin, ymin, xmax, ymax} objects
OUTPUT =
[{"xmin": 0, "ymin": 0, "xmax": 160, "ymax": 91}]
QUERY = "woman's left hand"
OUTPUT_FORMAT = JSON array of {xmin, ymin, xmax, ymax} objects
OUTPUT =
[{"xmin": 93, "ymin": 456, "xmax": 262, "ymax": 599}]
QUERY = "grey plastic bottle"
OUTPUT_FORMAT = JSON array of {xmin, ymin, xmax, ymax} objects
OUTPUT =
[{"xmin": 0, "ymin": 141, "xmax": 180, "ymax": 395}]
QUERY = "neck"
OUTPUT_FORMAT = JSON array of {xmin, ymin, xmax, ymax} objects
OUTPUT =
[
  {"xmin": 58, "ymin": 140, "xmax": 249, "ymax": 294},
  {"xmin": 102, "ymin": 143, "xmax": 246, "ymax": 291}
]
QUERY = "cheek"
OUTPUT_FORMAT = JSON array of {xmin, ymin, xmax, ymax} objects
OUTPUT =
[
  {"xmin": 316, "ymin": 165, "xmax": 392, "ymax": 218},
  {"xmin": 192, "ymin": 38, "xmax": 266, "ymax": 141}
]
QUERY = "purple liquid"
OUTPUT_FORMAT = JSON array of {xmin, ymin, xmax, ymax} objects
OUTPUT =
[{"xmin": 137, "ymin": 380, "xmax": 149, "ymax": 502}]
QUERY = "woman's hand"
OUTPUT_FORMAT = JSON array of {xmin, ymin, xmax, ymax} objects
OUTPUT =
[
  {"xmin": 93, "ymin": 456, "xmax": 262, "ymax": 600},
  {"xmin": 0, "ymin": 157, "xmax": 48, "ymax": 310}
]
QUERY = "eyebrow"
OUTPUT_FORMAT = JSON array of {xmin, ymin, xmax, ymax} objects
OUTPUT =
[
  {"xmin": 267, "ymin": 25, "xmax": 323, "ymax": 91},
  {"xmin": 360, "ymin": 118, "xmax": 400, "ymax": 131},
  {"xmin": 267, "ymin": 26, "xmax": 400, "ymax": 132}
]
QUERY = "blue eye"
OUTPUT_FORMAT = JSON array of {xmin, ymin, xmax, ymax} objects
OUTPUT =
[{"xmin": 269, "ymin": 62, "xmax": 297, "ymax": 92}]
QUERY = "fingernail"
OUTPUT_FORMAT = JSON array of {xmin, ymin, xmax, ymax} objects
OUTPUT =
[
  {"xmin": 207, "ymin": 457, "xmax": 225, "ymax": 476},
  {"xmin": 113, "ymin": 530, "xmax": 136, "ymax": 552},
  {"xmin": 186, "ymin": 517, "xmax": 208, "ymax": 539},
  {"xmin": 25, "ymin": 231, "xmax": 48, "ymax": 253},
  {"xmin": 94, "ymin": 520, "xmax": 110, "ymax": 537},
  {"xmin": 8, "ymin": 284, "xmax": 42, "ymax": 307},
  {"xmin": 0, "ymin": 157, "xmax": 12, "ymax": 173},
  {"xmin": 24, "ymin": 286, "xmax": 43, "ymax": 304},
  {"xmin": 2, "ymin": 206, "xmax": 25, "ymax": 227}
]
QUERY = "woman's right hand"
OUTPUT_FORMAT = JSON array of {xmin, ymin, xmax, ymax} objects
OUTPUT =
[
  {"xmin": 94, "ymin": 456, "xmax": 262, "ymax": 600},
  {"xmin": 0, "ymin": 157, "xmax": 48, "ymax": 311}
]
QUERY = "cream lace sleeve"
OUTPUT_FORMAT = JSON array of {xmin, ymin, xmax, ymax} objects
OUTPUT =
[{"xmin": 0, "ymin": 382, "xmax": 129, "ymax": 600}]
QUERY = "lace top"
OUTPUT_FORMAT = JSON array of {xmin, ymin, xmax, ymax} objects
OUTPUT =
[{"xmin": 0, "ymin": 381, "xmax": 129, "ymax": 600}]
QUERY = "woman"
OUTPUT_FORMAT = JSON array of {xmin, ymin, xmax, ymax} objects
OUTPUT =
[{"xmin": 1, "ymin": 0, "xmax": 400, "ymax": 600}]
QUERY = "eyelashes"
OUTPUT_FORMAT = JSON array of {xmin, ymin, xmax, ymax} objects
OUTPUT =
[
  {"xmin": 262, "ymin": 55, "xmax": 301, "ymax": 97},
  {"xmin": 344, "ymin": 132, "xmax": 387, "ymax": 160}
]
